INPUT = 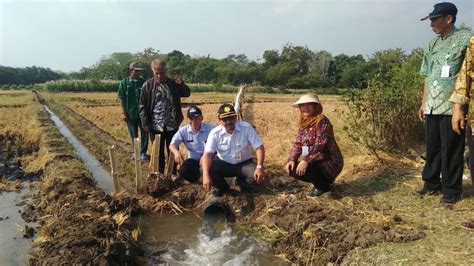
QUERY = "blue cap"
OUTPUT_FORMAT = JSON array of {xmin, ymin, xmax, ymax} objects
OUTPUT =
[{"xmin": 421, "ymin": 2, "xmax": 457, "ymax": 21}]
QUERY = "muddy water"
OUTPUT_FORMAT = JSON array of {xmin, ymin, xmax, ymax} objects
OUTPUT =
[
  {"xmin": 139, "ymin": 212, "xmax": 288, "ymax": 265},
  {"xmin": 0, "ymin": 184, "xmax": 34, "ymax": 265},
  {"xmin": 43, "ymin": 105, "xmax": 114, "ymax": 194}
]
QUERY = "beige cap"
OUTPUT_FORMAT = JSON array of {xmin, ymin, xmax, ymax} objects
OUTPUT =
[
  {"xmin": 292, "ymin": 93, "xmax": 320, "ymax": 107},
  {"xmin": 129, "ymin": 62, "xmax": 143, "ymax": 71}
]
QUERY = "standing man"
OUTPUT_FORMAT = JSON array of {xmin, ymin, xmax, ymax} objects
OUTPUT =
[
  {"xmin": 139, "ymin": 59, "xmax": 190, "ymax": 173},
  {"xmin": 417, "ymin": 2, "xmax": 471, "ymax": 204},
  {"xmin": 449, "ymin": 36, "xmax": 474, "ymax": 229},
  {"xmin": 202, "ymin": 104, "xmax": 265, "ymax": 196},
  {"xmin": 169, "ymin": 105, "xmax": 215, "ymax": 183},
  {"xmin": 118, "ymin": 62, "xmax": 149, "ymax": 160}
]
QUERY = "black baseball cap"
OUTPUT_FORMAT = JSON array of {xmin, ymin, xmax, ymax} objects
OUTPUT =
[
  {"xmin": 187, "ymin": 105, "xmax": 202, "ymax": 118},
  {"xmin": 217, "ymin": 104, "xmax": 237, "ymax": 119},
  {"xmin": 421, "ymin": 2, "xmax": 457, "ymax": 21}
]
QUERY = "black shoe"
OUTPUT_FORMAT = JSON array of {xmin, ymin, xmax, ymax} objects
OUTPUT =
[
  {"xmin": 140, "ymin": 154, "xmax": 151, "ymax": 161},
  {"xmin": 440, "ymin": 194, "xmax": 460, "ymax": 204},
  {"xmin": 237, "ymin": 180, "xmax": 257, "ymax": 193},
  {"xmin": 307, "ymin": 188, "xmax": 331, "ymax": 198},
  {"xmin": 211, "ymin": 187, "xmax": 228, "ymax": 197},
  {"xmin": 416, "ymin": 187, "xmax": 441, "ymax": 196}
]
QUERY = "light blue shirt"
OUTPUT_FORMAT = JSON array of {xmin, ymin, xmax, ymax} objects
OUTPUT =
[
  {"xmin": 205, "ymin": 121, "xmax": 264, "ymax": 164},
  {"xmin": 170, "ymin": 123, "xmax": 215, "ymax": 161}
]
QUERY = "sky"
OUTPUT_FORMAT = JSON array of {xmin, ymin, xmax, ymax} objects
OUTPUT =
[{"xmin": 0, "ymin": 0, "xmax": 473, "ymax": 72}]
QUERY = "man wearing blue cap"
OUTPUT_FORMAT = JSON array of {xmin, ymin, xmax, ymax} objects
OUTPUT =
[
  {"xmin": 169, "ymin": 105, "xmax": 215, "ymax": 183},
  {"xmin": 417, "ymin": 2, "xmax": 472, "ymax": 204}
]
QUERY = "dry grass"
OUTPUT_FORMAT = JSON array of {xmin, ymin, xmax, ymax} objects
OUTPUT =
[{"xmin": 0, "ymin": 91, "xmax": 33, "ymax": 106}]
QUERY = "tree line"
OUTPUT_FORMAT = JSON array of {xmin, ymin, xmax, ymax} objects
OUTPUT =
[{"xmin": 0, "ymin": 44, "xmax": 423, "ymax": 90}]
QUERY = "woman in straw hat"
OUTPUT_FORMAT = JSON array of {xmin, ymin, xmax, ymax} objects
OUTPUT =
[{"xmin": 285, "ymin": 93, "xmax": 344, "ymax": 198}]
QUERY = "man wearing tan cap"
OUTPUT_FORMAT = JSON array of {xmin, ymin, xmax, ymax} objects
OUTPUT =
[
  {"xmin": 118, "ymin": 62, "xmax": 148, "ymax": 160},
  {"xmin": 202, "ymin": 103, "xmax": 266, "ymax": 196}
]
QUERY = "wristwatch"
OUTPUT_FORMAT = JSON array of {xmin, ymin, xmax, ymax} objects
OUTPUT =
[{"xmin": 256, "ymin": 164, "xmax": 263, "ymax": 169}]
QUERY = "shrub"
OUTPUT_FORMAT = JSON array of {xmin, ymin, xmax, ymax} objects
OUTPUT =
[{"xmin": 340, "ymin": 52, "xmax": 424, "ymax": 157}]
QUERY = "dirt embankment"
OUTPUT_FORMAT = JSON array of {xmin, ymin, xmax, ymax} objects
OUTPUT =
[{"xmin": 5, "ymin": 98, "xmax": 143, "ymax": 264}]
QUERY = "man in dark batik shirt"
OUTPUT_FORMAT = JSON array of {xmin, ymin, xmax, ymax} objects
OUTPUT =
[{"xmin": 139, "ymin": 59, "xmax": 190, "ymax": 173}]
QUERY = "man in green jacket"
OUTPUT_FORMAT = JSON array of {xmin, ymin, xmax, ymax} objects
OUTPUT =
[{"xmin": 118, "ymin": 62, "xmax": 149, "ymax": 160}]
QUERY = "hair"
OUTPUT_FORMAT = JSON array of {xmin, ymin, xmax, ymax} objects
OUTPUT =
[{"xmin": 150, "ymin": 59, "xmax": 167, "ymax": 69}]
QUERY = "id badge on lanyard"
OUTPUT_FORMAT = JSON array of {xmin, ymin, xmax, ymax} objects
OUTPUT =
[
  {"xmin": 235, "ymin": 144, "xmax": 242, "ymax": 162},
  {"xmin": 302, "ymin": 146, "xmax": 309, "ymax": 156},
  {"xmin": 441, "ymin": 54, "xmax": 450, "ymax": 78}
]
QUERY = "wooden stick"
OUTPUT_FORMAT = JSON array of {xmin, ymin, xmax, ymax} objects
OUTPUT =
[
  {"xmin": 134, "ymin": 138, "xmax": 141, "ymax": 193},
  {"xmin": 165, "ymin": 152, "xmax": 175, "ymax": 178},
  {"xmin": 108, "ymin": 145, "xmax": 120, "ymax": 193},
  {"xmin": 152, "ymin": 134, "xmax": 161, "ymax": 172}
]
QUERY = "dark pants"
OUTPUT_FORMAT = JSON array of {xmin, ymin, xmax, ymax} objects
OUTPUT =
[
  {"xmin": 209, "ymin": 159, "xmax": 256, "ymax": 190},
  {"xmin": 467, "ymin": 126, "xmax": 474, "ymax": 184},
  {"xmin": 150, "ymin": 128, "xmax": 177, "ymax": 174},
  {"xmin": 422, "ymin": 114, "xmax": 465, "ymax": 197},
  {"xmin": 289, "ymin": 161, "xmax": 332, "ymax": 192},
  {"xmin": 178, "ymin": 158, "xmax": 201, "ymax": 183},
  {"xmin": 127, "ymin": 118, "xmax": 148, "ymax": 155}
]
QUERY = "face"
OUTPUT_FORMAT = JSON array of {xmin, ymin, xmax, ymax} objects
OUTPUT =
[
  {"xmin": 430, "ymin": 15, "xmax": 452, "ymax": 36},
  {"xmin": 130, "ymin": 69, "xmax": 140, "ymax": 79},
  {"xmin": 219, "ymin": 115, "xmax": 237, "ymax": 132},
  {"xmin": 188, "ymin": 115, "xmax": 203, "ymax": 128},
  {"xmin": 152, "ymin": 65, "xmax": 167, "ymax": 82},
  {"xmin": 299, "ymin": 103, "xmax": 317, "ymax": 118}
]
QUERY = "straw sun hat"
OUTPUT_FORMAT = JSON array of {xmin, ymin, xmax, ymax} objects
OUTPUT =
[{"xmin": 292, "ymin": 93, "xmax": 320, "ymax": 107}]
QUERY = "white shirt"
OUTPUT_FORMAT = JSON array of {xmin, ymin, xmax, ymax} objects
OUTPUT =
[
  {"xmin": 204, "ymin": 121, "xmax": 263, "ymax": 164},
  {"xmin": 170, "ymin": 123, "xmax": 215, "ymax": 161}
]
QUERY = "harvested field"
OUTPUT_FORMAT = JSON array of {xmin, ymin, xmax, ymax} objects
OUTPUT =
[{"xmin": 1, "ymin": 90, "xmax": 473, "ymax": 264}]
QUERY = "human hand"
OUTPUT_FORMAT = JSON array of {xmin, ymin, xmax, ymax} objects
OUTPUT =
[
  {"xmin": 418, "ymin": 106, "xmax": 425, "ymax": 122},
  {"xmin": 203, "ymin": 175, "xmax": 212, "ymax": 191},
  {"xmin": 174, "ymin": 75, "xmax": 183, "ymax": 84},
  {"xmin": 122, "ymin": 114, "xmax": 128, "ymax": 123},
  {"xmin": 144, "ymin": 126, "xmax": 149, "ymax": 133},
  {"xmin": 174, "ymin": 152, "xmax": 184, "ymax": 165},
  {"xmin": 452, "ymin": 107, "xmax": 465, "ymax": 135},
  {"xmin": 285, "ymin": 161, "xmax": 295, "ymax": 174},
  {"xmin": 296, "ymin": 160, "xmax": 308, "ymax": 176},
  {"xmin": 254, "ymin": 168, "xmax": 265, "ymax": 184}
]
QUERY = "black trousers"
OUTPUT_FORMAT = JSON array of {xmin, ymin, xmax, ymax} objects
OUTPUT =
[
  {"xmin": 209, "ymin": 159, "xmax": 256, "ymax": 190},
  {"xmin": 422, "ymin": 114, "xmax": 464, "ymax": 197},
  {"xmin": 289, "ymin": 161, "xmax": 331, "ymax": 192},
  {"xmin": 150, "ymin": 128, "xmax": 177, "ymax": 174},
  {"xmin": 467, "ymin": 126, "xmax": 474, "ymax": 184},
  {"xmin": 178, "ymin": 158, "xmax": 201, "ymax": 183}
]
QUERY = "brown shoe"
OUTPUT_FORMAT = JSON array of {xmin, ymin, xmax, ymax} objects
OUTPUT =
[{"xmin": 460, "ymin": 220, "xmax": 474, "ymax": 230}]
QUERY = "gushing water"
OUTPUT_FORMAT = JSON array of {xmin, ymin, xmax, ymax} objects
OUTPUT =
[{"xmin": 140, "ymin": 212, "xmax": 285, "ymax": 265}]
